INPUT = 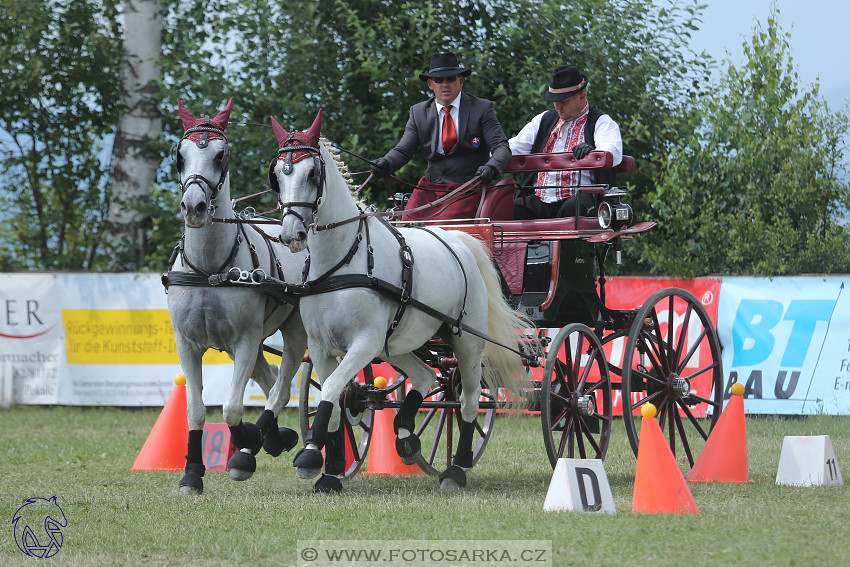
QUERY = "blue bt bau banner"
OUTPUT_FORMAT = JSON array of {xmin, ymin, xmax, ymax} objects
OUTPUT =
[{"xmin": 717, "ymin": 276, "xmax": 850, "ymax": 414}]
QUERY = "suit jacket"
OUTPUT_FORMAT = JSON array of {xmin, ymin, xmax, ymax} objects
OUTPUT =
[{"xmin": 382, "ymin": 92, "xmax": 511, "ymax": 184}]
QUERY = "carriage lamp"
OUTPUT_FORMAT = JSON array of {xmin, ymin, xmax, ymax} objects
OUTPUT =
[{"xmin": 597, "ymin": 189, "xmax": 633, "ymax": 230}]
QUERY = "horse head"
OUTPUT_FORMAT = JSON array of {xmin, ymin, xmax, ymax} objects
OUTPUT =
[
  {"xmin": 269, "ymin": 110, "xmax": 324, "ymax": 252},
  {"xmin": 176, "ymin": 97, "xmax": 233, "ymax": 228}
]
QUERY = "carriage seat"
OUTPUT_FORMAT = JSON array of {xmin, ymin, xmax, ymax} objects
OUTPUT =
[{"xmin": 478, "ymin": 151, "xmax": 634, "ymax": 227}]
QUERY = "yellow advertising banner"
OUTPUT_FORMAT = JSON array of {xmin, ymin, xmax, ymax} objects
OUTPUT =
[{"xmin": 63, "ymin": 309, "xmax": 231, "ymax": 365}]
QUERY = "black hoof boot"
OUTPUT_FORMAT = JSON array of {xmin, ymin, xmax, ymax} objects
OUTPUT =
[
  {"xmin": 312, "ymin": 474, "xmax": 343, "ymax": 494},
  {"xmin": 178, "ymin": 462, "xmax": 205, "ymax": 496},
  {"xmin": 230, "ymin": 421, "xmax": 263, "ymax": 454},
  {"xmin": 264, "ymin": 427, "xmax": 299, "ymax": 457},
  {"xmin": 438, "ymin": 465, "xmax": 467, "ymax": 491},
  {"xmin": 227, "ymin": 449, "xmax": 257, "ymax": 481},
  {"xmin": 293, "ymin": 447, "xmax": 324, "ymax": 480},
  {"xmin": 395, "ymin": 434, "xmax": 421, "ymax": 465}
]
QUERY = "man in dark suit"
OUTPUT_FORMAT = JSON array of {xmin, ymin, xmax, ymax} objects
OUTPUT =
[{"xmin": 372, "ymin": 52, "xmax": 512, "ymax": 219}]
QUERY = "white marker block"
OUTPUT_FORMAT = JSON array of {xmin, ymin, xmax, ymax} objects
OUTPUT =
[
  {"xmin": 776, "ymin": 435, "xmax": 843, "ymax": 487},
  {"xmin": 543, "ymin": 458, "xmax": 616, "ymax": 514}
]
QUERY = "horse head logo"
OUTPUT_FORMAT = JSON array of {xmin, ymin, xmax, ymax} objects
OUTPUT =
[{"xmin": 11, "ymin": 496, "xmax": 68, "ymax": 558}]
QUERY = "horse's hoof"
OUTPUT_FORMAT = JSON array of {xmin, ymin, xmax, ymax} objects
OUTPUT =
[
  {"xmin": 177, "ymin": 484, "xmax": 203, "ymax": 496},
  {"xmin": 264, "ymin": 427, "xmax": 299, "ymax": 457},
  {"xmin": 396, "ymin": 434, "xmax": 421, "ymax": 465},
  {"xmin": 293, "ymin": 447, "xmax": 323, "ymax": 479},
  {"xmin": 227, "ymin": 449, "xmax": 256, "ymax": 481},
  {"xmin": 312, "ymin": 474, "xmax": 343, "ymax": 494},
  {"xmin": 178, "ymin": 471, "xmax": 204, "ymax": 495},
  {"xmin": 438, "ymin": 465, "xmax": 467, "ymax": 491}
]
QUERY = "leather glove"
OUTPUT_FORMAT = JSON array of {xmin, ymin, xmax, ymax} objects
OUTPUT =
[
  {"xmin": 370, "ymin": 157, "xmax": 392, "ymax": 178},
  {"xmin": 475, "ymin": 164, "xmax": 498, "ymax": 184},
  {"xmin": 572, "ymin": 143, "xmax": 595, "ymax": 160}
]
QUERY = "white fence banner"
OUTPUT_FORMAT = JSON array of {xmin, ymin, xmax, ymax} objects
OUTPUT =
[
  {"xmin": 717, "ymin": 276, "xmax": 850, "ymax": 414},
  {"xmin": 5, "ymin": 272, "xmax": 850, "ymax": 414},
  {"xmin": 0, "ymin": 273, "xmax": 305, "ymax": 407}
]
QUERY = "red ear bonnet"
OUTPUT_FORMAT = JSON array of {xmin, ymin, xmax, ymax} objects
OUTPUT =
[
  {"xmin": 271, "ymin": 110, "xmax": 322, "ymax": 164},
  {"xmin": 178, "ymin": 97, "xmax": 232, "ymax": 141}
]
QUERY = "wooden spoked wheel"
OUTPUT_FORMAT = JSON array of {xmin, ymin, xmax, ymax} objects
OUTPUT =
[
  {"xmin": 298, "ymin": 361, "xmax": 374, "ymax": 479},
  {"xmin": 620, "ymin": 288, "xmax": 723, "ymax": 468},
  {"xmin": 412, "ymin": 368, "xmax": 496, "ymax": 476},
  {"xmin": 541, "ymin": 323, "xmax": 612, "ymax": 466}
]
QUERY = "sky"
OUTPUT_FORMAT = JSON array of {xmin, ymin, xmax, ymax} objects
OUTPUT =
[{"xmin": 689, "ymin": 0, "xmax": 849, "ymax": 114}]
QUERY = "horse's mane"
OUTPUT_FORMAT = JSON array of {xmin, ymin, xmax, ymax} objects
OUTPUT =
[{"xmin": 320, "ymin": 137, "xmax": 369, "ymax": 213}]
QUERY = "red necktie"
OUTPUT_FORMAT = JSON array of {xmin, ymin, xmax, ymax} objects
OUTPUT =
[{"xmin": 442, "ymin": 105, "xmax": 457, "ymax": 154}]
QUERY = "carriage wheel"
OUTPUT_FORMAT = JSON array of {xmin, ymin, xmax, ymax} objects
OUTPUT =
[
  {"xmin": 412, "ymin": 368, "xmax": 496, "ymax": 476},
  {"xmin": 298, "ymin": 361, "xmax": 375, "ymax": 479},
  {"xmin": 541, "ymin": 323, "xmax": 612, "ymax": 466},
  {"xmin": 620, "ymin": 288, "xmax": 723, "ymax": 468}
]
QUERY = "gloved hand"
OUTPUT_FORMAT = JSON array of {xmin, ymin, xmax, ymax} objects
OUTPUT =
[
  {"xmin": 572, "ymin": 143, "xmax": 595, "ymax": 160},
  {"xmin": 475, "ymin": 164, "xmax": 498, "ymax": 184},
  {"xmin": 370, "ymin": 157, "xmax": 392, "ymax": 178}
]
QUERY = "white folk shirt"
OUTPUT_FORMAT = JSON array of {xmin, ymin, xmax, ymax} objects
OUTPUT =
[
  {"xmin": 509, "ymin": 108, "xmax": 623, "ymax": 203},
  {"xmin": 435, "ymin": 93, "xmax": 461, "ymax": 155}
]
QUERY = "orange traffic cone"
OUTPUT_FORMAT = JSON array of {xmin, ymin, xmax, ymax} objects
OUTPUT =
[
  {"xmin": 632, "ymin": 403, "xmax": 699, "ymax": 515},
  {"xmin": 363, "ymin": 407, "xmax": 424, "ymax": 476},
  {"xmin": 687, "ymin": 383, "xmax": 749, "ymax": 483},
  {"xmin": 131, "ymin": 374, "xmax": 189, "ymax": 471}
]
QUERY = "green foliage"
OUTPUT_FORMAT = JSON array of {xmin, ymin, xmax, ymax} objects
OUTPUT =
[
  {"xmin": 155, "ymin": 0, "xmax": 708, "ymax": 209},
  {"xmin": 636, "ymin": 10, "xmax": 850, "ymax": 276},
  {"xmin": 4, "ymin": 0, "xmax": 846, "ymax": 276},
  {"xmin": 0, "ymin": 0, "xmax": 122, "ymax": 270}
]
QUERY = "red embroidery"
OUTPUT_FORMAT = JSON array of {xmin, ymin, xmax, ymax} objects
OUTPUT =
[{"xmin": 535, "ymin": 110, "xmax": 589, "ymax": 201}]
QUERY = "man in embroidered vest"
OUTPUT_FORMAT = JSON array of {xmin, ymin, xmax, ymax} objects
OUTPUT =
[
  {"xmin": 371, "ymin": 52, "xmax": 512, "ymax": 220},
  {"xmin": 510, "ymin": 65, "xmax": 622, "ymax": 219}
]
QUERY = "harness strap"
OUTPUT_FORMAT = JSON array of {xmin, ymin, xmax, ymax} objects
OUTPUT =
[
  {"xmin": 374, "ymin": 217, "xmax": 414, "ymax": 356},
  {"xmin": 283, "ymin": 274, "xmax": 527, "ymax": 359},
  {"xmin": 303, "ymin": 217, "xmax": 366, "ymax": 286}
]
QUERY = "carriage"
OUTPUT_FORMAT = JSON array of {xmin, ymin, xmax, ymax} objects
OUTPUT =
[
  {"xmin": 169, "ymin": 102, "xmax": 723, "ymax": 494},
  {"xmin": 292, "ymin": 145, "xmax": 724, "ymax": 481}
]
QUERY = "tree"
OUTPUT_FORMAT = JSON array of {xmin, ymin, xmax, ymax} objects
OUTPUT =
[
  {"xmin": 107, "ymin": 0, "xmax": 163, "ymax": 271},
  {"xmin": 636, "ymin": 8, "xmax": 850, "ymax": 276},
  {"xmin": 0, "ymin": 0, "xmax": 122, "ymax": 270}
]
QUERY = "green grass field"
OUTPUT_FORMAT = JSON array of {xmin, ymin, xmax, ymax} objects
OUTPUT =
[{"xmin": 1, "ymin": 405, "xmax": 848, "ymax": 566}]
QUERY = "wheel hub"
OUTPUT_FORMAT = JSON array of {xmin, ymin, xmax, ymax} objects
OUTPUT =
[
  {"xmin": 671, "ymin": 375, "xmax": 691, "ymax": 398},
  {"xmin": 576, "ymin": 394, "xmax": 595, "ymax": 417}
]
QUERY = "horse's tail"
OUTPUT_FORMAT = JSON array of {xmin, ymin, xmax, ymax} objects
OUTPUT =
[{"xmin": 452, "ymin": 231, "xmax": 535, "ymax": 403}]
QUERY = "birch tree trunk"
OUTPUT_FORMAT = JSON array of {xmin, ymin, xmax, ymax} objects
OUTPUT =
[{"xmin": 107, "ymin": 0, "xmax": 162, "ymax": 270}]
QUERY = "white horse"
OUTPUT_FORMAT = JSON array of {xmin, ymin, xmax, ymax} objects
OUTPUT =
[
  {"xmin": 269, "ymin": 110, "xmax": 532, "ymax": 492},
  {"xmin": 165, "ymin": 98, "xmax": 308, "ymax": 495}
]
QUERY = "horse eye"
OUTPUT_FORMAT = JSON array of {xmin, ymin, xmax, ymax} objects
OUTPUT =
[
  {"xmin": 214, "ymin": 150, "xmax": 225, "ymax": 165},
  {"xmin": 176, "ymin": 154, "xmax": 184, "ymax": 172}
]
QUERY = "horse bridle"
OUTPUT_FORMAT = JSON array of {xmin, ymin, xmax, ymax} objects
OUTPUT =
[
  {"xmin": 269, "ymin": 136, "xmax": 326, "ymax": 232},
  {"xmin": 177, "ymin": 120, "xmax": 231, "ymax": 204}
]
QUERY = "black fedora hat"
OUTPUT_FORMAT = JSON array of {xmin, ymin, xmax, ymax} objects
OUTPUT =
[
  {"xmin": 419, "ymin": 52, "xmax": 472, "ymax": 81},
  {"xmin": 542, "ymin": 65, "xmax": 588, "ymax": 102}
]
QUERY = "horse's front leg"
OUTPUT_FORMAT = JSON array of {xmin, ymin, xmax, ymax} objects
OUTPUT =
[
  {"xmin": 222, "ymin": 339, "xmax": 264, "ymax": 481},
  {"xmin": 175, "ymin": 342, "xmax": 206, "ymax": 496},
  {"xmin": 258, "ymin": 316, "xmax": 308, "ymax": 458},
  {"xmin": 292, "ymin": 344, "xmax": 375, "ymax": 491}
]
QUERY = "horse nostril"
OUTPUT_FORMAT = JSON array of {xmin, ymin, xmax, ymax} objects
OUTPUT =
[
  {"xmin": 196, "ymin": 202, "xmax": 207, "ymax": 216},
  {"xmin": 297, "ymin": 230, "xmax": 307, "ymax": 242}
]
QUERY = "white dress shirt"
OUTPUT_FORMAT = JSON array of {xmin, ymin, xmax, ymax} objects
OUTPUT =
[{"xmin": 509, "ymin": 108, "xmax": 622, "ymax": 200}]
